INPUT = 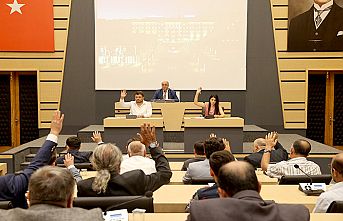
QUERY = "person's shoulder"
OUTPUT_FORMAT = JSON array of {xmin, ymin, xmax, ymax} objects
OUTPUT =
[
  {"xmin": 289, "ymin": 6, "xmax": 313, "ymax": 25},
  {"xmin": 188, "ymin": 160, "xmax": 208, "ymax": 168}
]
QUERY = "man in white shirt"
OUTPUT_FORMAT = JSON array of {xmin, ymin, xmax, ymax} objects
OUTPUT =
[
  {"xmin": 120, "ymin": 141, "xmax": 156, "ymax": 175},
  {"xmin": 313, "ymin": 153, "xmax": 343, "ymax": 212},
  {"xmin": 120, "ymin": 90, "xmax": 152, "ymax": 118},
  {"xmin": 261, "ymin": 133, "xmax": 321, "ymax": 178}
]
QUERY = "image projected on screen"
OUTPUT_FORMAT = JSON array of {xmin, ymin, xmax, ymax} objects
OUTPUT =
[{"xmin": 95, "ymin": 0, "xmax": 247, "ymax": 90}]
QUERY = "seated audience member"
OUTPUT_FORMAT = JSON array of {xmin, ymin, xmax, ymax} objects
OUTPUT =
[
  {"xmin": 152, "ymin": 80, "xmax": 179, "ymax": 101},
  {"xmin": 182, "ymin": 141, "xmax": 206, "ymax": 171},
  {"xmin": 0, "ymin": 111, "xmax": 63, "ymax": 208},
  {"xmin": 193, "ymin": 87, "xmax": 225, "ymax": 118},
  {"xmin": 187, "ymin": 161, "xmax": 310, "ymax": 221},
  {"xmin": 313, "ymin": 153, "xmax": 343, "ymax": 213},
  {"xmin": 244, "ymin": 133, "xmax": 288, "ymax": 169},
  {"xmin": 183, "ymin": 137, "xmax": 226, "ymax": 184},
  {"xmin": 186, "ymin": 150, "xmax": 236, "ymax": 211},
  {"xmin": 77, "ymin": 123, "xmax": 172, "ymax": 197},
  {"xmin": 119, "ymin": 90, "xmax": 152, "ymax": 118},
  {"xmin": 261, "ymin": 133, "xmax": 321, "ymax": 178},
  {"xmin": 0, "ymin": 166, "xmax": 103, "ymax": 221},
  {"xmin": 56, "ymin": 136, "xmax": 92, "ymax": 164},
  {"xmin": 120, "ymin": 141, "xmax": 156, "ymax": 175}
]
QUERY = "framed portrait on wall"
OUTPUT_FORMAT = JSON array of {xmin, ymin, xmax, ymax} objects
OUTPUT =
[{"xmin": 288, "ymin": 0, "xmax": 343, "ymax": 52}]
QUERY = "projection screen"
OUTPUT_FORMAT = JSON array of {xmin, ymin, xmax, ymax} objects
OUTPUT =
[{"xmin": 95, "ymin": 0, "xmax": 247, "ymax": 90}]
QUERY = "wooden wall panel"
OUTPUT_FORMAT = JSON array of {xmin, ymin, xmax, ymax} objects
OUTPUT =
[
  {"xmin": 0, "ymin": 0, "xmax": 72, "ymax": 129},
  {"xmin": 270, "ymin": 0, "xmax": 343, "ymax": 129}
]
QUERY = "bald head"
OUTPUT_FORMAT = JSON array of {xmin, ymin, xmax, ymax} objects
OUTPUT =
[
  {"xmin": 332, "ymin": 153, "xmax": 343, "ymax": 182},
  {"xmin": 218, "ymin": 161, "xmax": 260, "ymax": 197},
  {"xmin": 128, "ymin": 141, "xmax": 146, "ymax": 157},
  {"xmin": 292, "ymin": 139, "xmax": 311, "ymax": 157},
  {"xmin": 253, "ymin": 138, "xmax": 265, "ymax": 152}
]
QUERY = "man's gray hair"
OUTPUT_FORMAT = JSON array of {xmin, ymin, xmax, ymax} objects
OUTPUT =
[
  {"xmin": 28, "ymin": 166, "xmax": 75, "ymax": 205},
  {"xmin": 128, "ymin": 141, "xmax": 145, "ymax": 156},
  {"xmin": 91, "ymin": 143, "xmax": 122, "ymax": 193}
]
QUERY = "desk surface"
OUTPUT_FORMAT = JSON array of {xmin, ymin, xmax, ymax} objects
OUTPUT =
[
  {"xmin": 126, "ymin": 213, "xmax": 342, "ymax": 221},
  {"xmin": 104, "ymin": 117, "xmax": 164, "ymax": 127},
  {"xmin": 183, "ymin": 117, "xmax": 244, "ymax": 127},
  {"xmin": 169, "ymin": 162, "xmax": 183, "ymax": 171},
  {"xmin": 80, "ymin": 170, "xmax": 277, "ymax": 185},
  {"xmin": 0, "ymin": 163, "xmax": 7, "ymax": 176},
  {"xmin": 153, "ymin": 185, "xmax": 318, "ymax": 212}
]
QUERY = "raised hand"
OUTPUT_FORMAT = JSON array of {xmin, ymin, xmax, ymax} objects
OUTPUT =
[
  {"xmin": 196, "ymin": 87, "xmax": 202, "ymax": 94},
  {"xmin": 91, "ymin": 131, "xmax": 103, "ymax": 143},
  {"xmin": 63, "ymin": 153, "xmax": 74, "ymax": 168},
  {"xmin": 50, "ymin": 110, "xmax": 64, "ymax": 136},
  {"xmin": 222, "ymin": 138, "xmax": 231, "ymax": 153},
  {"xmin": 265, "ymin": 132, "xmax": 277, "ymax": 151},
  {"xmin": 120, "ymin": 90, "xmax": 127, "ymax": 99},
  {"xmin": 138, "ymin": 123, "xmax": 157, "ymax": 147}
]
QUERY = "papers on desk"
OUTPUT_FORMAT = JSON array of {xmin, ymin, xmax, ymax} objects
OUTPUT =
[{"xmin": 103, "ymin": 209, "xmax": 128, "ymax": 221}]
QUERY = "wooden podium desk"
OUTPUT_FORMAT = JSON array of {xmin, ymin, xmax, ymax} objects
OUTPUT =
[
  {"xmin": 183, "ymin": 117, "xmax": 244, "ymax": 153},
  {"xmin": 127, "ymin": 213, "xmax": 342, "ymax": 221},
  {"xmin": 103, "ymin": 117, "xmax": 163, "ymax": 153},
  {"xmin": 126, "ymin": 213, "xmax": 342, "ymax": 221},
  {"xmin": 153, "ymin": 185, "xmax": 318, "ymax": 212},
  {"xmin": 115, "ymin": 102, "xmax": 232, "ymax": 131}
]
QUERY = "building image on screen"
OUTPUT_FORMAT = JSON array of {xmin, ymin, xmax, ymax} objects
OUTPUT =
[
  {"xmin": 288, "ymin": 0, "xmax": 343, "ymax": 52},
  {"xmin": 95, "ymin": 0, "xmax": 247, "ymax": 90}
]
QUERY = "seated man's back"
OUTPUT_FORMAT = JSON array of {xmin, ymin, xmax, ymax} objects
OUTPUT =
[
  {"xmin": 187, "ymin": 161, "xmax": 309, "ymax": 221},
  {"xmin": 56, "ymin": 136, "xmax": 92, "ymax": 164},
  {"xmin": 120, "ymin": 141, "xmax": 156, "ymax": 175}
]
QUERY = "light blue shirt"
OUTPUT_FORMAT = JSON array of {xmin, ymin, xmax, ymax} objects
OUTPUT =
[{"xmin": 313, "ymin": 181, "xmax": 343, "ymax": 213}]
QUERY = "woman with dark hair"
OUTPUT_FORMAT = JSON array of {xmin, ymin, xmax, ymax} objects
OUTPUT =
[{"xmin": 193, "ymin": 87, "xmax": 225, "ymax": 118}]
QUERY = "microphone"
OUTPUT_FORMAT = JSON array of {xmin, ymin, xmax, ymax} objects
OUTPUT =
[
  {"xmin": 294, "ymin": 164, "xmax": 313, "ymax": 185},
  {"xmin": 293, "ymin": 164, "xmax": 324, "ymax": 196},
  {"xmin": 103, "ymin": 191, "xmax": 153, "ymax": 216}
]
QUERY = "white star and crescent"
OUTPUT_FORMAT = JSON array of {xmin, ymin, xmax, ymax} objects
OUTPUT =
[{"xmin": 6, "ymin": 0, "xmax": 25, "ymax": 15}]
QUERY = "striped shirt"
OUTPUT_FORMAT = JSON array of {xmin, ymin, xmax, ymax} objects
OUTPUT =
[{"xmin": 266, "ymin": 157, "xmax": 321, "ymax": 178}]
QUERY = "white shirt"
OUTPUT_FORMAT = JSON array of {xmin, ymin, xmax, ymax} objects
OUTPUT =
[
  {"xmin": 266, "ymin": 157, "xmax": 322, "ymax": 178},
  {"xmin": 313, "ymin": 0, "xmax": 333, "ymax": 29},
  {"xmin": 163, "ymin": 89, "xmax": 169, "ymax": 100},
  {"xmin": 313, "ymin": 181, "xmax": 343, "ymax": 213},
  {"xmin": 120, "ymin": 156, "xmax": 156, "ymax": 175},
  {"xmin": 119, "ymin": 100, "xmax": 152, "ymax": 117}
]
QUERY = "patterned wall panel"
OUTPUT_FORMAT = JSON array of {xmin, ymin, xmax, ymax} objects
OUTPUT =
[
  {"xmin": 0, "ymin": 74, "xmax": 11, "ymax": 146},
  {"xmin": 307, "ymin": 74, "xmax": 326, "ymax": 143},
  {"xmin": 19, "ymin": 75, "xmax": 39, "ymax": 144},
  {"xmin": 334, "ymin": 74, "xmax": 343, "ymax": 146}
]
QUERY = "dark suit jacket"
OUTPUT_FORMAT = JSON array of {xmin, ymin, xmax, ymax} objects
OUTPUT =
[
  {"xmin": 187, "ymin": 190, "xmax": 310, "ymax": 221},
  {"xmin": 0, "ymin": 204, "xmax": 103, "ymax": 221},
  {"xmin": 77, "ymin": 147, "xmax": 172, "ymax": 196},
  {"xmin": 56, "ymin": 149, "xmax": 92, "ymax": 164},
  {"xmin": 244, "ymin": 142, "xmax": 288, "ymax": 169},
  {"xmin": 152, "ymin": 89, "xmax": 179, "ymax": 102},
  {"xmin": 0, "ymin": 139, "xmax": 56, "ymax": 208},
  {"xmin": 288, "ymin": 3, "xmax": 343, "ymax": 52}
]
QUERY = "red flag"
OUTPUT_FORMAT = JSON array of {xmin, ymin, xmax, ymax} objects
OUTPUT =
[{"xmin": 0, "ymin": 0, "xmax": 54, "ymax": 52}]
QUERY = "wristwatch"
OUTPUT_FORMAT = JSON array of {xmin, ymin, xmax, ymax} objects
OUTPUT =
[
  {"xmin": 264, "ymin": 149, "xmax": 272, "ymax": 153},
  {"xmin": 149, "ymin": 141, "xmax": 158, "ymax": 148}
]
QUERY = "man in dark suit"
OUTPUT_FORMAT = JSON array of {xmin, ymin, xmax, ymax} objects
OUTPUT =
[
  {"xmin": 152, "ymin": 81, "xmax": 179, "ymax": 101},
  {"xmin": 0, "ymin": 166, "xmax": 103, "ymax": 221},
  {"xmin": 56, "ymin": 136, "xmax": 92, "ymax": 164},
  {"xmin": 244, "ymin": 133, "xmax": 288, "ymax": 169},
  {"xmin": 288, "ymin": 0, "xmax": 343, "ymax": 52},
  {"xmin": 187, "ymin": 161, "xmax": 310, "ymax": 221},
  {"xmin": 0, "ymin": 111, "xmax": 64, "ymax": 208}
]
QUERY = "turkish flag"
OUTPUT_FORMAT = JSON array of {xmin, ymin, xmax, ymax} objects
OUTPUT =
[{"xmin": 0, "ymin": 0, "xmax": 54, "ymax": 52}]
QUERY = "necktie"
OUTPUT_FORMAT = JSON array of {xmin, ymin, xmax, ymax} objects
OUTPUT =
[
  {"xmin": 163, "ymin": 92, "xmax": 166, "ymax": 100},
  {"xmin": 314, "ymin": 6, "xmax": 332, "ymax": 29}
]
